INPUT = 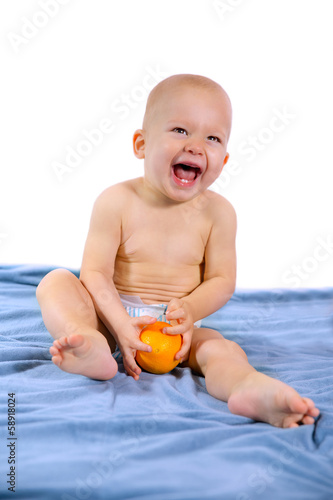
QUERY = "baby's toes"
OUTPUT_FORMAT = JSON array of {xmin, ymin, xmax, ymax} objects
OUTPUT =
[
  {"xmin": 57, "ymin": 336, "xmax": 70, "ymax": 347},
  {"xmin": 301, "ymin": 415, "xmax": 315, "ymax": 425},
  {"xmin": 302, "ymin": 397, "xmax": 315, "ymax": 409},
  {"xmin": 51, "ymin": 353, "xmax": 63, "ymax": 367},
  {"xmin": 283, "ymin": 414, "xmax": 304, "ymax": 428},
  {"xmin": 50, "ymin": 345, "xmax": 60, "ymax": 356},
  {"xmin": 302, "ymin": 398, "xmax": 320, "ymax": 416},
  {"xmin": 308, "ymin": 406, "xmax": 320, "ymax": 418},
  {"xmin": 286, "ymin": 393, "xmax": 309, "ymax": 416},
  {"xmin": 52, "ymin": 338, "xmax": 65, "ymax": 350},
  {"xmin": 287, "ymin": 422, "xmax": 300, "ymax": 429},
  {"xmin": 65, "ymin": 333, "xmax": 85, "ymax": 348}
]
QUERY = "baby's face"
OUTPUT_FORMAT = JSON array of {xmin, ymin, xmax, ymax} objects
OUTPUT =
[{"xmin": 136, "ymin": 85, "xmax": 231, "ymax": 203}]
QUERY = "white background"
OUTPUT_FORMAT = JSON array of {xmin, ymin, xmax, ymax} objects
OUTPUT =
[{"xmin": 0, "ymin": 0, "xmax": 332, "ymax": 289}]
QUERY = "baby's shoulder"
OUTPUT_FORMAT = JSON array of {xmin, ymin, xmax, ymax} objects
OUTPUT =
[
  {"xmin": 204, "ymin": 189, "xmax": 236, "ymax": 219},
  {"xmin": 94, "ymin": 178, "xmax": 140, "ymax": 209}
]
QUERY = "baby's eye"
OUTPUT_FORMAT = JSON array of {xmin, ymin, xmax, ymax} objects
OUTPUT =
[
  {"xmin": 173, "ymin": 127, "xmax": 188, "ymax": 135},
  {"xmin": 208, "ymin": 136, "xmax": 221, "ymax": 143}
]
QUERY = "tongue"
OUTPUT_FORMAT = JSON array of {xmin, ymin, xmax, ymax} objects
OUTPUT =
[{"xmin": 173, "ymin": 164, "xmax": 196, "ymax": 181}]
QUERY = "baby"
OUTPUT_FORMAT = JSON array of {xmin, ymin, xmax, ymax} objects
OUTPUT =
[{"xmin": 37, "ymin": 74, "xmax": 319, "ymax": 428}]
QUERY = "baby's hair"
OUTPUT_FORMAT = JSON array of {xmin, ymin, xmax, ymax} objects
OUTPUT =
[{"xmin": 142, "ymin": 74, "xmax": 232, "ymax": 135}]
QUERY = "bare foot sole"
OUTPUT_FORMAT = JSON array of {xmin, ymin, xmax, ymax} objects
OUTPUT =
[
  {"xmin": 49, "ymin": 332, "xmax": 118, "ymax": 380},
  {"xmin": 228, "ymin": 372, "xmax": 320, "ymax": 428}
]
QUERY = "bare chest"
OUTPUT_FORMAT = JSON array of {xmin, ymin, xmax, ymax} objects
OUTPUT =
[{"xmin": 118, "ymin": 207, "xmax": 209, "ymax": 267}]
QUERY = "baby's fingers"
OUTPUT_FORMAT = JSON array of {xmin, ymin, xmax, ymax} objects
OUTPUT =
[
  {"xmin": 131, "ymin": 315, "xmax": 157, "ymax": 329},
  {"xmin": 175, "ymin": 341, "xmax": 190, "ymax": 361},
  {"xmin": 123, "ymin": 353, "xmax": 141, "ymax": 381},
  {"xmin": 136, "ymin": 341, "xmax": 153, "ymax": 353},
  {"xmin": 163, "ymin": 323, "xmax": 187, "ymax": 335},
  {"xmin": 166, "ymin": 308, "xmax": 184, "ymax": 322},
  {"xmin": 166, "ymin": 298, "xmax": 182, "ymax": 313},
  {"xmin": 175, "ymin": 334, "xmax": 192, "ymax": 361}
]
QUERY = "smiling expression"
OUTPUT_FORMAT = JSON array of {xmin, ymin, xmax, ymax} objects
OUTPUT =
[{"xmin": 133, "ymin": 81, "xmax": 232, "ymax": 204}]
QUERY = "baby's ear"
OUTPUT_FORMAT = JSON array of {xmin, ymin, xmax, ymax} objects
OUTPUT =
[
  {"xmin": 220, "ymin": 152, "xmax": 229, "ymax": 173},
  {"xmin": 133, "ymin": 129, "xmax": 145, "ymax": 159}
]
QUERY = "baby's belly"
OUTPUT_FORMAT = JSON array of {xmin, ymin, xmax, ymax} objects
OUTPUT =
[{"xmin": 113, "ymin": 260, "xmax": 202, "ymax": 304}]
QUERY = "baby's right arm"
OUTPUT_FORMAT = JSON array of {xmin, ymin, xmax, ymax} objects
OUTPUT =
[{"xmin": 79, "ymin": 186, "xmax": 155, "ymax": 379}]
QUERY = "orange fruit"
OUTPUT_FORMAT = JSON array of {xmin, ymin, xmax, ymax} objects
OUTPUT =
[{"xmin": 136, "ymin": 321, "xmax": 183, "ymax": 374}]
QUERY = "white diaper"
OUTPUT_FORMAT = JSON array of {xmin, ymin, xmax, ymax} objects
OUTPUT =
[
  {"xmin": 112, "ymin": 294, "xmax": 201, "ymax": 361},
  {"xmin": 119, "ymin": 294, "xmax": 201, "ymax": 327}
]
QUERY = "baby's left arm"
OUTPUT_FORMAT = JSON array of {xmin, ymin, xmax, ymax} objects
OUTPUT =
[
  {"xmin": 185, "ymin": 196, "xmax": 237, "ymax": 321},
  {"xmin": 164, "ymin": 195, "xmax": 237, "ymax": 342}
]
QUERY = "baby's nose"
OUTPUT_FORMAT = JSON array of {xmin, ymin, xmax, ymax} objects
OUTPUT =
[{"xmin": 184, "ymin": 140, "xmax": 204, "ymax": 155}]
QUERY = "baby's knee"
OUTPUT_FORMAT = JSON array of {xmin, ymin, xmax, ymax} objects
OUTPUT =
[
  {"xmin": 188, "ymin": 328, "xmax": 247, "ymax": 375},
  {"xmin": 36, "ymin": 268, "xmax": 75, "ymax": 301},
  {"xmin": 223, "ymin": 338, "xmax": 248, "ymax": 361},
  {"xmin": 199, "ymin": 333, "xmax": 247, "ymax": 362}
]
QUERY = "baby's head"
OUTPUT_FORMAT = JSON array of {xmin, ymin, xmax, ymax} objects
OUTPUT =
[
  {"xmin": 134, "ymin": 74, "xmax": 232, "ymax": 202},
  {"xmin": 143, "ymin": 74, "xmax": 232, "ymax": 137}
]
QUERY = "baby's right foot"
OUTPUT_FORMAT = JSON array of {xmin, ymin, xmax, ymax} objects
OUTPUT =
[
  {"xmin": 49, "ymin": 331, "xmax": 118, "ymax": 380},
  {"xmin": 227, "ymin": 372, "xmax": 320, "ymax": 428}
]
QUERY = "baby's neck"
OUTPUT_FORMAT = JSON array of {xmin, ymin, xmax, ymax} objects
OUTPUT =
[{"xmin": 138, "ymin": 176, "xmax": 204, "ymax": 210}]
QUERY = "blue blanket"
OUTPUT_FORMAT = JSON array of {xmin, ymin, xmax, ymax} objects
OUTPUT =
[{"xmin": 0, "ymin": 265, "xmax": 332, "ymax": 500}]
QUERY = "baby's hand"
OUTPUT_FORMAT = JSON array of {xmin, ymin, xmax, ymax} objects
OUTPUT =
[
  {"xmin": 116, "ymin": 316, "xmax": 157, "ymax": 380},
  {"xmin": 163, "ymin": 298, "xmax": 194, "ymax": 362}
]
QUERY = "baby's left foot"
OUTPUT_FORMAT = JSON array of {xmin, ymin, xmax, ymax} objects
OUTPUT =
[{"xmin": 228, "ymin": 372, "xmax": 320, "ymax": 428}]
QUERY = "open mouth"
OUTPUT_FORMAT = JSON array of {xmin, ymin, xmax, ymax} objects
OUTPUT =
[{"xmin": 172, "ymin": 163, "xmax": 202, "ymax": 186}]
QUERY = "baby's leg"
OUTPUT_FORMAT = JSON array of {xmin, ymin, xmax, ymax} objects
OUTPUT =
[
  {"xmin": 36, "ymin": 269, "xmax": 118, "ymax": 380},
  {"xmin": 185, "ymin": 328, "xmax": 320, "ymax": 428}
]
